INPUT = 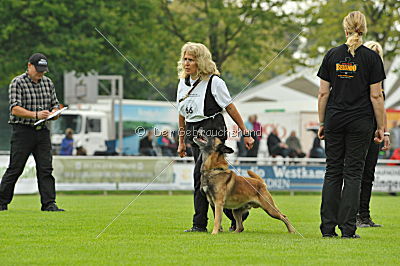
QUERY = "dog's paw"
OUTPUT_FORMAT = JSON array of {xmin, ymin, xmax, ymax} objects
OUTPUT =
[
  {"xmin": 211, "ymin": 230, "xmax": 219, "ymax": 235},
  {"xmin": 234, "ymin": 228, "xmax": 244, "ymax": 233}
]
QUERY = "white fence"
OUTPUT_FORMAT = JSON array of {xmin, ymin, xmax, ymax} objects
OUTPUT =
[{"xmin": 0, "ymin": 156, "xmax": 399, "ymax": 194}]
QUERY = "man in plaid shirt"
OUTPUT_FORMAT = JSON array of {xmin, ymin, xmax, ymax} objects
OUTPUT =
[{"xmin": 0, "ymin": 53, "xmax": 64, "ymax": 212}]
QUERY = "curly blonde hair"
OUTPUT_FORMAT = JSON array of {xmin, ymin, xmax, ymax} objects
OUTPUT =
[
  {"xmin": 177, "ymin": 42, "xmax": 220, "ymax": 80},
  {"xmin": 364, "ymin": 41, "xmax": 383, "ymax": 61},
  {"xmin": 343, "ymin": 11, "xmax": 368, "ymax": 57}
]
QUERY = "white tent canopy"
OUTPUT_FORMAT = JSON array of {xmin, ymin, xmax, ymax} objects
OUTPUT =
[
  {"xmin": 235, "ymin": 56, "xmax": 400, "ymax": 109},
  {"xmin": 235, "ymin": 67, "xmax": 319, "ymax": 104}
]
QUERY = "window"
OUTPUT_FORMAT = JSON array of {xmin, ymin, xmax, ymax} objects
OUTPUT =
[
  {"xmin": 51, "ymin": 114, "xmax": 82, "ymax": 134},
  {"xmin": 86, "ymin": 118, "xmax": 101, "ymax": 133}
]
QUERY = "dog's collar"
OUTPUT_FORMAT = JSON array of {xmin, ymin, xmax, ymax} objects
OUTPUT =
[{"xmin": 201, "ymin": 167, "xmax": 228, "ymax": 173}]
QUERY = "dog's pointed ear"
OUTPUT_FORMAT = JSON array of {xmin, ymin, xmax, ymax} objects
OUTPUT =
[{"xmin": 217, "ymin": 144, "xmax": 234, "ymax": 154}]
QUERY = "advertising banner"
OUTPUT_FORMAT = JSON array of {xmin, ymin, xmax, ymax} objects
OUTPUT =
[
  {"xmin": 53, "ymin": 157, "xmax": 174, "ymax": 191},
  {"xmin": 231, "ymin": 165, "xmax": 325, "ymax": 191},
  {"xmin": 0, "ymin": 156, "xmax": 398, "ymax": 193}
]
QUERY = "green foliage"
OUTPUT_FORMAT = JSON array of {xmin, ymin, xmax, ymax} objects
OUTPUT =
[
  {"xmin": 158, "ymin": 0, "xmax": 303, "ymax": 95},
  {"xmin": 0, "ymin": 0, "xmax": 398, "ymax": 114},
  {"xmin": 0, "ymin": 0, "xmax": 304, "ymax": 104},
  {"xmin": 0, "ymin": 0, "xmax": 175, "ymax": 100},
  {"xmin": 301, "ymin": 0, "xmax": 400, "ymax": 64},
  {"xmin": 0, "ymin": 194, "xmax": 399, "ymax": 264}
]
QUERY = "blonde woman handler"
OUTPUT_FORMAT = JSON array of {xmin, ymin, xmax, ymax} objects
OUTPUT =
[
  {"xmin": 317, "ymin": 11, "xmax": 385, "ymax": 238},
  {"xmin": 177, "ymin": 42, "xmax": 254, "ymax": 232},
  {"xmin": 357, "ymin": 41, "xmax": 390, "ymax": 228}
]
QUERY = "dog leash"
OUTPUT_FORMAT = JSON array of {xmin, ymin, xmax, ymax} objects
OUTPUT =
[{"xmin": 178, "ymin": 78, "xmax": 201, "ymax": 103}]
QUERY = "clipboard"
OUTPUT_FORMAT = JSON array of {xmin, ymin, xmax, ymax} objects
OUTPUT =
[{"xmin": 34, "ymin": 107, "xmax": 68, "ymax": 126}]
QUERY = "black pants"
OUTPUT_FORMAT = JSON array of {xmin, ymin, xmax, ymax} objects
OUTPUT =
[
  {"xmin": 359, "ymin": 137, "xmax": 380, "ymax": 218},
  {"xmin": 246, "ymin": 134, "xmax": 260, "ymax": 158},
  {"xmin": 320, "ymin": 118, "xmax": 373, "ymax": 236},
  {"xmin": 237, "ymin": 136, "xmax": 260, "ymax": 158},
  {"xmin": 0, "ymin": 124, "xmax": 56, "ymax": 206},
  {"xmin": 191, "ymin": 142, "xmax": 249, "ymax": 229}
]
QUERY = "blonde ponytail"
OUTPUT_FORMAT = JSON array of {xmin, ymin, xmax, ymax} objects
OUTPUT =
[
  {"xmin": 343, "ymin": 11, "xmax": 367, "ymax": 57},
  {"xmin": 364, "ymin": 41, "xmax": 384, "ymax": 61}
]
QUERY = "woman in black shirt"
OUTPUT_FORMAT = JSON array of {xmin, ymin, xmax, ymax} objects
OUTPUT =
[
  {"xmin": 357, "ymin": 41, "xmax": 391, "ymax": 227},
  {"xmin": 317, "ymin": 11, "xmax": 386, "ymax": 238}
]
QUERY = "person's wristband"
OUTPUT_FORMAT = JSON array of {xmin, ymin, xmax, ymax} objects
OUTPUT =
[
  {"xmin": 384, "ymin": 132, "xmax": 390, "ymax": 137},
  {"xmin": 320, "ymin": 122, "xmax": 325, "ymax": 126},
  {"xmin": 35, "ymin": 111, "xmax": 38, "ymax": 120}
]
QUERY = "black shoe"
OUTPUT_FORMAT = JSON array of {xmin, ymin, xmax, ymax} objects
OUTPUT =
[
  {"xmin": 41, "ymin": 203, "xmax": 65, "ymax": 212},
  {"xmin": 0, "ymin": 204, "xmax": 7, "ymax": 211},
  {"xmin": 356, "ymin": 216, "xmax": 382, "ymax": 228},
  {"xmin": 341, "ymin": 234, "xmax": 361, "ymax": 239},
  {"xmin": 184, "ymin": 226, "xmax": 207, "ymax": 232},
  {"xmin": 322, "ymin": 232, "xmax": 338, "ymax": 238}
]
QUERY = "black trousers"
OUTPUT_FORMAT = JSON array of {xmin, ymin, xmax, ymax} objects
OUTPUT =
[
  {"xmin": 359, "ymin": 137, "xmax": 380, "ymax": 218},
  {"xmin": 320, "ymin": 118, "xmax": 373, "ymax": 236},
  {"xmin": 191, "ymin": 144, "xmax": 249, "ymax": 228},
  {"xmin": 0, "ymin": 124, "xmax": 56, "ymax": 206}
]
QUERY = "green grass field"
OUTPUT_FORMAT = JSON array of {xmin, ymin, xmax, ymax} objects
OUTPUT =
[{"xmin": 0, "ymin": 193, "xmax": 398, "ymax": 265}]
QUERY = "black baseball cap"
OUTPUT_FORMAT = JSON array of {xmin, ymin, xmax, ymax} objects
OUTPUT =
[{"xmin": 28, "ymin": 53, "xmax": 49, "ymax": 72}]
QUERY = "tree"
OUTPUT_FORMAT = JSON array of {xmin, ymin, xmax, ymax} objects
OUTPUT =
[
  {"xmin": 157, "ymin": 0, "xmax": 303, "ymax": 95},
  {"xmin": 0, "ymin": 0, "xmax": 174, "ymax": 149},
  {"xmin": 0, "ymin": 0, "xmax": 171, "ymax": 100},
  {"xmin": 301, "ymin": 0, "xmax": 400, "ymax": 63}
]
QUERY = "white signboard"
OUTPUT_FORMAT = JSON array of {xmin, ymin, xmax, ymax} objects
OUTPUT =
[{"xmin": 0, "ymin": 156, "xmax": 398, "ymax": 194}]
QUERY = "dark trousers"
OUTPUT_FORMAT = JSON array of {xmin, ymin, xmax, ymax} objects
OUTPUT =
[
  {"xmin": 359, "ymin": 137, "xmax": 380, "ymax": 218},
  {"xmin": 320, "ymin": 118, "xmax": 373, "ymax": 236},
  {"xmin": 191, "ymin": 145, "xmax": 248, "ymax": 228},
  {"xmin": 246, "ymin": 138, "xmax": 260, "ymax": 157},
  {"xmin": 0, "ymin": 124, "xmax": 56, "ymax": 206}
]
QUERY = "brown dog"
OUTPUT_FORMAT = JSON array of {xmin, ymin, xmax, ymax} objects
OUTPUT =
[{"xmin": 193, "ymin": 130, "xmax": 295, "ymax": 235}]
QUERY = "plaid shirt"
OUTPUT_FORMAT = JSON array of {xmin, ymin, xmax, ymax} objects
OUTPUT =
[{"xmin": 9, "ymin": 72, "xmax": 59, "ymax": 126}]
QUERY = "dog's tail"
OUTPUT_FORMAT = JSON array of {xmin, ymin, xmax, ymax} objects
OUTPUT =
[{"xmin": 247, "ymin": 170, "xmax": 267, "ymax": 186}]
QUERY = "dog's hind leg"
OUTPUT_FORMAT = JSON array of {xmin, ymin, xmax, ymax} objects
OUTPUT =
[
  {"xmin": 212, "ymin": 202, "xmax": 224, "ymax": 235},
  {"xmin": 232, "ymin": 208, "xmax": 245, "ymax": 233},
  {"xmin": 258, "ymin": 195, "xmax": 295, "ymax": 233}
]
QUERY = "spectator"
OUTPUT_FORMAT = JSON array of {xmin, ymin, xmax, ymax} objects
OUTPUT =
[
  {"xmin": 389, "ymin": 121, "xmax": 400, "ymax": 157},
  {"xmin": 157, "ymin": 130, "xmax": 176, "ymax": 156},
  {"xmin": 309, "ymin": 135, "xmax": 326, "ymax": 158},
  {"xmin": 267, "ymin": 127, "xmax": 294, "ymax": 157},
  {"xmin": 75, "ymin": 140, "xmax": 87, "ymax": 156},
  {"xmin": 237, "ymin": 116, "xmax": 254, "ymax": 157},
  {"xmin": 60, "ymin": 128, "xmax": 74, "ymax": 156},
  {"xmin": 247, "ymin": 115, "xmax": 262, "ymax": 158},
  {"xmin": 139, "ymin": 130, "xmax": 157, "ymax": 156},
  {"xmin": 286, "ymin": 131, "xmax": 306, "ymax": 158},
  {"xmin": 389, "ymin": 148, "xmax": 400, "ymax": 163}
]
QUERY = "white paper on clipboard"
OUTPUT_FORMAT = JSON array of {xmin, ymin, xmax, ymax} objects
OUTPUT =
[{"xmin": 34, "ymin": 107, "xmax": 68, "ymax": 126}]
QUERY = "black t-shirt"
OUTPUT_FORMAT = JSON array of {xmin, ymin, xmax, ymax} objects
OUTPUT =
[{"xmin": 317, "ymin": 44, "xmax": 386, "ymax": 129}]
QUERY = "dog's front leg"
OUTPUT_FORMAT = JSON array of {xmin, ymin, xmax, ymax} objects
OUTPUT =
[
  {"xmin": 212, "ymin": 203, "xmax": 223, "ymax": 235},
  {"xmin": 210, "ymin": 206, "xmax": 223, "ymax": 232}
]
